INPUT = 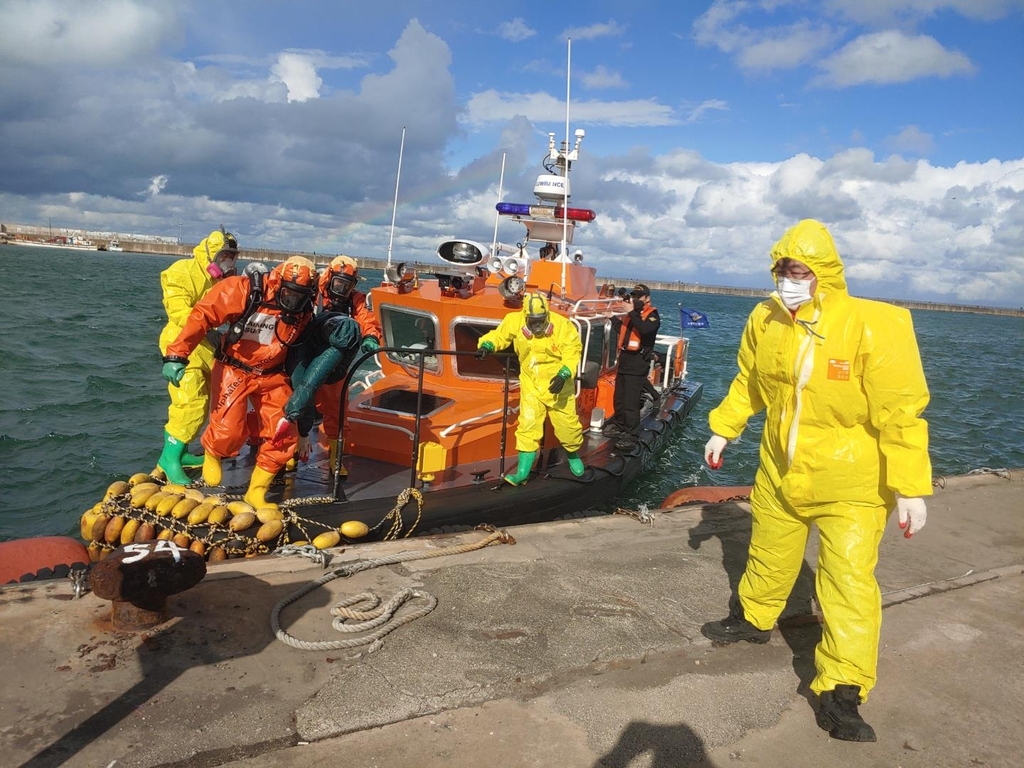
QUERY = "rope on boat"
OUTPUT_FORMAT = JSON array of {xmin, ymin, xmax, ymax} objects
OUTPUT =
[
  {"xmin": 271, "ymin": 525, "xmax": 516, "ymax": 653},
  {"xmin": 367, "ymin": 487, "xmax": 425, "ymax": 540}
]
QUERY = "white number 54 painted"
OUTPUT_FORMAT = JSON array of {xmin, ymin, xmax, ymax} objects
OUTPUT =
[{"xmin": 122, "ymin": 540, "xmax": 184, "ymax": 564}]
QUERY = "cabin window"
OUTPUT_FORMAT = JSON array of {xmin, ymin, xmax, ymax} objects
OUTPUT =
[
  {"xmin": 607, "ymin": 319, "xmax": 619, "ymax": 369},
  {"xmin": 584, "ymin": 322, "xmax": 606, "ymax": 370},
  {"xmin": 453, "ymin": 320, "xmax": 520, "ymax": 379},
  {"xmin": 380, "ymin": 305, "xmax": 440, "ymax": 373}
]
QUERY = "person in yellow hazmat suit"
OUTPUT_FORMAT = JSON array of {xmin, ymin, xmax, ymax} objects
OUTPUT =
[
  {"xmin": 477, "ymin": 292, "xmax": 586, "ymax": 484},
  {"xmin": 699, "ymin": 219, "xmax": 932, "ymax": 742},
  {"xmin": 156, "ymin": 228, "xmax": 239, "ymax": 484}
]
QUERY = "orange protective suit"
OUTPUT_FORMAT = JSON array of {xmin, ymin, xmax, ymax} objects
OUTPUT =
[{"xmin": 165, "ymin": 268, "xmax": 313, "ymax": 474}]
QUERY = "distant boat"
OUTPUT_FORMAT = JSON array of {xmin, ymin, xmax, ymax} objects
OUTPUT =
[
  {"xmin": 679, "ymin": 306, "xmax": 710, "ymax": 329},
  {"xmin": 107, "ymin": 239, "xmax": 123, "ymax": 252}
]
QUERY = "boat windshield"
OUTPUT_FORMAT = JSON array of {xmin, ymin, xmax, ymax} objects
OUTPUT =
[
  {"xmin": 452, "ymin": 320, "xmax": 520, "ymax": 379},
  {"xmin": 380, "ymin": 306, "xmax": 440, "ymax": 373}
]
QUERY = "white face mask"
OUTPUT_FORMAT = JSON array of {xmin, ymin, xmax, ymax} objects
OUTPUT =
[{"xmin": 778, "ymin": 277, "xmax": 814, "ymax": 310}]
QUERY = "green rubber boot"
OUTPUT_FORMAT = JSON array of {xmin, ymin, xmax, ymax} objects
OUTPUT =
[
  {"xmin": 157, "ymin": 430, "xmax": 193, "ymax": 485},
  {"xmin": 566, "ymin": 450, "xmax": 585, "ymax": 477},
  {"xmin": 181, "ymin": 451, "xmax": 205, "ymax": 468},
  {"xmin": 504, "ymin": 450, "xmax": 537, "ymax": 486}
]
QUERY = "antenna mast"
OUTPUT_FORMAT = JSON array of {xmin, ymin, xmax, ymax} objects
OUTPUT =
[
  {"xmin": 491, "ymin": 152, "xmax": 507, "ymax": 260},
  {"xmin": 560, "ymin": 39, "xmax": 573, "ymax": 293},
  {"xmin": 385, "ymin": 126, "xmax": 406, "ymax": 272}
]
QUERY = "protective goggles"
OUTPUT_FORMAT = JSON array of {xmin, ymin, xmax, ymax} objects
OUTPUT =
[
  {"xmin": 327, "ymin": 273, "xmax": 356, "ymax": 300},
  {"xmin": 278, "ymin": 283, "xmax": 315, "ymax": 313}
]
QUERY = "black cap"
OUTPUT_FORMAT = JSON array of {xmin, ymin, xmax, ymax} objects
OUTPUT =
[{"xmin": 630, "ymin": 284, "xmax": 650, "ymax": 297}]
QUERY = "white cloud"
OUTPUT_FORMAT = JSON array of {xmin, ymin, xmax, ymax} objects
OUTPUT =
[
  {"xmin": 884, "ymin": 125, "xmax": 935, "ymax": 155},
  {"xmin": 270, "ymin": 53, "xmax": 323, "ymax": 102},
  {"xmin": 146, "ymin": 175, "xmax": 168, "ymax": 196},
  {"xmin": 814, "ymin": 30, "xmax": 977, "ymax": 87},
  {"xmin": 0, "ymin": 0, "xmax": 173, "ymax": 67},
  {"xmin": 462, "ymin": 91, "xmax": 677, "ymax": 128},
  {"xmin": 693, "ymin": 3, "xmax": 841, "ymax": 72},
  {"xmin": 736, "ymin": 20, "xmax": 843, "ymax": 72},
  {"xmin": 496, "ymin": 18, "xmax": 536, "ymax": 43},
  {"xmin": 580, "ymin": 66, "xmax": 626, "ymax": 90},
  {"xmin": 824, "ymin": 0, "xmax": 1023, "ymax": 25},
  {"xmin": 561, "ymin": 21, "xmax": 627, "ymax": 41},
  {"xmin": 684, "ymin": 100, "xmax": 729, "ymax": 124}
]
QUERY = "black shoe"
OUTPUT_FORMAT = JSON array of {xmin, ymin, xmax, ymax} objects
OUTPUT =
[
  {"xmin": 602, "ymin": 422, "xmax": 625, "ymax": 437},
  {"xmin": 816, "ymin": 685, "xmax": 877, "ymax": 742},
  {"xmin": 701, "ymin": 608, "xmax": 772, "ymax": 644},
  {"xmin": 614, "ymin": 435, "xmax": 638, "ymax": 451}
]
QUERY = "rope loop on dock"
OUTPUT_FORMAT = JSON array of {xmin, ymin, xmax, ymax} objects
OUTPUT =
[{"xmin": 271, "ymin": 526, "xmax": 515, "ymax": 652}]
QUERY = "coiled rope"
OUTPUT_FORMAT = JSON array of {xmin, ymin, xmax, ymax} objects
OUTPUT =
[{"xmin": 271, "ymin": 526, "xmax": 515, "ymax": 652}]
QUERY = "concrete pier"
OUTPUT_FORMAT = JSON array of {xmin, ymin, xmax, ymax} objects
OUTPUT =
[{"xmin": 1, "ymin": 468, "xmax": 1021, "ymax": 767}]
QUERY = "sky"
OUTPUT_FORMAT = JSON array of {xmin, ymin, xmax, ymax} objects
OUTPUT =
[{"xmin": 1, "ymin": 0, "xmax": 1022, "ymax": 307}]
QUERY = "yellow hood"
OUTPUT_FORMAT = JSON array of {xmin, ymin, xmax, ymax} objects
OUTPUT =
[{"xmin": 769, "ymin": 219, "xmax": 848, "ymax": 295}]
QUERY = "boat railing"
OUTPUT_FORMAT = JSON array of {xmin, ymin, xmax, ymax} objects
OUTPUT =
[
  {"xmin": 569, "ymin": 297, "xmax": 626, "ymax": 315},
  {"xmin": 655, "ymin": 333, "xmax": 689, "ymax": 387},
  {"xmin": 333, "ymin": 347, "xmax": 517, "ymax": 500}
]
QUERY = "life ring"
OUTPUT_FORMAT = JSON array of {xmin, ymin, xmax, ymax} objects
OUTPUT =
[
  {"xmin": 659, "ymin": 486, "xmax": 753, "ymax": 509},
  {"xmin": 0, "ymin": 536, "xmax": 90, "ymax": 585},
  {"xmin": 672, "ymin": 339, "xmax": 686, "ymax": 381}
]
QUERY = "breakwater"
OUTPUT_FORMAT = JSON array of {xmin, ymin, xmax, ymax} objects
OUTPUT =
[{"xmin": 3, "ymin": 222, "xmax": 1020, "ymax": 318}]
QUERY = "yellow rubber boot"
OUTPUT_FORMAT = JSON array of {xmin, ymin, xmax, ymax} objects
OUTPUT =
[
  {"xmin": 202, "ymin": 452, "xmax": 223, "ymax": 487},
  {"xmin": 328, "ymin": 439, "xmax": 347, "ymax": 477},
  {"xmin": 244, "ymin": 466, "xmax": 277, "ymax": 509}
]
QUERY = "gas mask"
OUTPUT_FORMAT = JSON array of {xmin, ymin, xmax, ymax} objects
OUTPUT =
[{"xmin": 207, "ymin": 248, "xmax": 238, "ymax": 280}]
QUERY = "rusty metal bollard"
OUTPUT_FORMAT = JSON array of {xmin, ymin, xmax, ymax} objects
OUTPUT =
[{"xmin": 89, "ymin": 541, "xmax": 206, "ymax": 630}]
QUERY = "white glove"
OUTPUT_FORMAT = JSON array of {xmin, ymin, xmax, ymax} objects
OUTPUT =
[
  {"xmin": 704, "ymin": 435, "xmax": 728, "ymax": 469},
  {"xmin": 895, "ymin": 495, "xmax": 927, "ymax": 538},
  {"xmin": 296, "ymin": 435, "xmax": 311, "ymax": 463}
]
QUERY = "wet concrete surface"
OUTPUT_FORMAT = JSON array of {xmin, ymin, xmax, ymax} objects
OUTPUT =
[{"xmin": 1, "ymin": 469, "xmax": 1021, "ymax": 767}]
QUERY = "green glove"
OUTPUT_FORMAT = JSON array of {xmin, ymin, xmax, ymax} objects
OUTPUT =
[
  {"xmin": 162, "ymin": 361, "xmax": 186, "ymax": 387},
  {"xmin": 477, "ymin": 340, "xmax": 495, "ymax": 360},
  {"xmin": 360, "ymin": 336, "xmax": 380, "ymax": 354},
  {"xmin": 548, "ymin": 365, "xmax": 572, "ymax": 394}
]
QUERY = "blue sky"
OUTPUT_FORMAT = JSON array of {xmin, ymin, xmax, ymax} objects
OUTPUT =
[{"xmin": 1, "ymin": 0, "xmax": 1022, "ymax": 306}]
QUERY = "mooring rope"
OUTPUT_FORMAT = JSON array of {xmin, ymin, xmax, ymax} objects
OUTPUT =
[{"xmin": 271, "ymin": 526, "xmax": 515, "ymax": 652}]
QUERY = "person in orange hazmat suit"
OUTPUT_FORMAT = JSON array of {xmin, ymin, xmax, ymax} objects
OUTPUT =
[
  {"xmin": 156, "ymin": 227, "xmax": 239, "ymax": 484},
  {"xmin": 476, "ymin": 292, "xmax": 585, "ymax": 485},
  {"xmin": 162, "ymin": 256, "xmax": 319, "ymax": 508},
  {"xmin": 699, "ymin": 219, "xmax": 932, "ymax": 742}
]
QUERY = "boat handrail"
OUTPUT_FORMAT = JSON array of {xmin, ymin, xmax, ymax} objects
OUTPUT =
[
  {"xmin": 347, "ymin": 418, "xmax": 416, "ymax": 441},
  {"xmin": 439, "ymin": 404, "xmax": 520, "ymax": 439},
  {"xmin": 654, "ymin": 333, "xmax": 688, "ymax": 386},
  {"xmin": 570, "ymin": 297, "xmax": 624, "ymax": 315}
]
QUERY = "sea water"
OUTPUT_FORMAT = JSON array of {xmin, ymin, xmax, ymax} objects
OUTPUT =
[{"xmin": 1, "ymin": 246, "xmax": 1021, "ymax": 541}]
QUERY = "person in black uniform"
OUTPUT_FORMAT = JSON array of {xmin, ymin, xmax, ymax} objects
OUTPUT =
[{"xmin": 604, "ymin": 284, "xmax": 661, "ymax": 448}]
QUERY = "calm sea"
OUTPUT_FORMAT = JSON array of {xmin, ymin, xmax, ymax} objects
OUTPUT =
[{"xmin": 1, "ymin": 246, "xmax": 1022, "ymax": 541}]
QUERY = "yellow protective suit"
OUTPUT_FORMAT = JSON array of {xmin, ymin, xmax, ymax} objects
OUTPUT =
[
  {"xmin": 157, "ymin": 231, "xmax": 231, "ymax": 443},
  {"xmin": 479, "ymin": 294, "xmax": 584, "ymax": 453},
  {"xmin": 709, "ymin": 219, "xmax": 932, "ymax": 700}
]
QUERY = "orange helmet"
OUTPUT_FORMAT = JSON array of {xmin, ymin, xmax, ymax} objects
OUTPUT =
[
  {"xmin": 320, "ymin": 255, "xmax": 359, "ymax": 304},
  {"xmin": 268, "ymin": 256, "xmax": 318, "ymax": 317}
]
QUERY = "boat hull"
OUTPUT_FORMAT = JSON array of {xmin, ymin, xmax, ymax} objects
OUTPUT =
[{"xmin": 206, "ymin": 379, "xmax": 702, "ymax": 540}]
